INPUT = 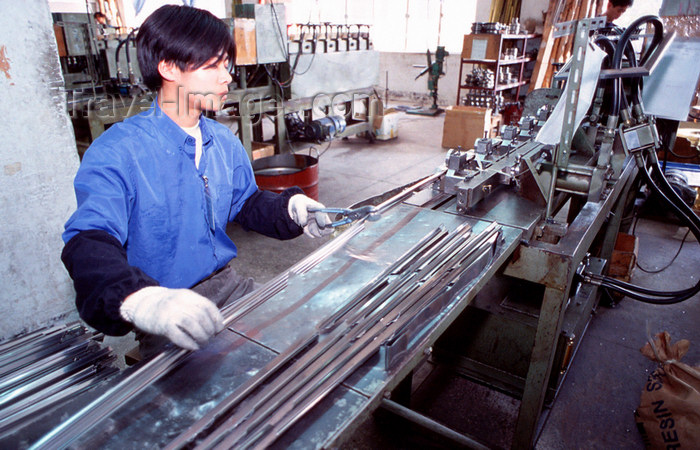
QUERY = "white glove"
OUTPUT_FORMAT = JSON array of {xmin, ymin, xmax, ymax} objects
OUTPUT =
[
  {"xmin": 120, "ymin": 286, "xmax": 224, "ymax": 351},
  {"xmin": 287, "ymin": 194, "xmax": 334, "ymax": 238}
]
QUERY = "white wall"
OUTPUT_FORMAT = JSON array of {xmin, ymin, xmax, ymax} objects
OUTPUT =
[
  {"xmin": 520, "ymin": 0, "xmax": 549, "ymax": 34},
  {"xmin": 286, "ymin": 0, "xmax": 486, "ymax": 54},
  {"xmin": 0, "ymin": 1, "xmax": 80, "ymax": 339},
  {"xmin": 48, "ymin": 0, "xmax": 97, "ymax": 14}
]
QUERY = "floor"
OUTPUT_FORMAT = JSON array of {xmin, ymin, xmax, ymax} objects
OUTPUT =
[{"xmin": 226, "ymin": 108, "xmax": 700, "ymax": 449}]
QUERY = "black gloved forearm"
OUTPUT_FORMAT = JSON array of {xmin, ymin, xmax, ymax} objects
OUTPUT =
[
  {"xmin": 234, "ymin": 188, "xmax": 304, "ymax": 239},
  {"xmin": 61, "ymin": 229, "xmax": 159, "ymax": 335}
]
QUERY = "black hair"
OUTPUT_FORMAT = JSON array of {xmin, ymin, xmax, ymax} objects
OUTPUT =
[
  {"xmin": 94, "ymin": 12, "xmax": 106, "ymax": 19},
  {"xmin": 136, "ymin": 5, "xmax": 235, "ymax": 91},
  {"xmin": 609, "ymin": 0, "xmax": 633, "ymax": 7}
]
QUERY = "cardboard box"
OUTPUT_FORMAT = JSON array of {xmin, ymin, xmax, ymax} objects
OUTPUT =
[
  {"xmin": 609, "ymin": 232, "xmax": 639, "ymax": 281},
  {"xmin": 442, "ymin": 106, "xmax": 499, "ymax": 149},
  {"xmin": 251, "ymin": 141, "xmax": 274, "ymax": 160},
  {"xmin": 461, "ymin": 34, "xmax": 501, "ymax": 61},
  {"xmin": 373, "ymin": 108, "xmax": 399, "ymax": 140}
]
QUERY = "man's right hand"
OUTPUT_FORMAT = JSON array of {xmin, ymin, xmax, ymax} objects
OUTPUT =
[{"xmin": 120, "ymin": 286, "xmax": 224, "ymax": 351}]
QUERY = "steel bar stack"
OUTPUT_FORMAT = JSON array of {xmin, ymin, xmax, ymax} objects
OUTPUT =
[
  {"xmin": 31, "ymin": 223, "xmax": 367, "ymax": 450},
  {"xmin": 0, "ymin": 323, "xmax": 118, "ymax": 441},
  {"xmin": 168, "ymin": 222, "xmax": 501, "ymax": 448},
  {"xmin": 31, "ymin": 173, "xmax": 447, "ymax": 449}
]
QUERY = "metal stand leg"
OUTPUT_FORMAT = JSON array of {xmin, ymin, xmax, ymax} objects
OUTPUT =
[{"xmin": 512, "ymin": 285, "xmax": 571, "ymax": 449}]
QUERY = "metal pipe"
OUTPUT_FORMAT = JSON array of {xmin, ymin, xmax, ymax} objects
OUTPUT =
[{"xmin": 380, "ymin": 399, "xmax": 490, "ymax": 450}]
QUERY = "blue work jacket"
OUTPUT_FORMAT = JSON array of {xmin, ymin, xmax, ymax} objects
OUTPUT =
[{"xmin": 64, "ymin": 102, "xmax": 257, "ymax": 288}]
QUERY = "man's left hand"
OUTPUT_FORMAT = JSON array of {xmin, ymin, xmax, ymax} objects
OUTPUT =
[{"xmin": 287, "ymin": 194, "xmax": 333, "ymax": 238}]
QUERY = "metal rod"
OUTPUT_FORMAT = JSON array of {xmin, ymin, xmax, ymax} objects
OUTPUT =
[
  {"xmin": 207, "ymin": 224, "xmax": 500, "ymax": 448},
  {"xmin": 163, "ymin": 333, "xmax": 319, "ymax": 450},
  {"xmin": 380, "ymin": 399, "xmax": 490, "ymax": 450},
  {"xmin": 247, "ymin": 231, "xmax": 500, "ymax": 448},
  {"xmin": 34, "ymin": 216, "xmax": 368, "ymax": 448},
  {"xmin": 199, "ymin": 226, "xmax": 470, "ymax": 447},
  {"xmin": 189, "ymin": 227, "xmax": 453, "ymax": 447},
  {"xmin": 374, "ymin": 170, "xmax": 446, "ymax": 215},
  {"xmin": 254, "ymin": 225, "xmax": 502, "ymax": 447},
  {"xmin": 30, "ymin": 348, "xmax": 189, "ymax": 449},
  {"xmin": 319, "ymin": 226, "xmax": 447, "ymax": 332}
]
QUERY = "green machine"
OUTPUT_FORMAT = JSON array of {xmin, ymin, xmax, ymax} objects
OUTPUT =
[{"xmin": 407, "ymin": 46, "xmax": 448, "ymax": 116}]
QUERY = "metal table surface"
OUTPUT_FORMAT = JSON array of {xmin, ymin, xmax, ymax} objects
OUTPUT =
[{"xmin": 65, "ymin": 202, "xmax": 523, "ymax": 449}]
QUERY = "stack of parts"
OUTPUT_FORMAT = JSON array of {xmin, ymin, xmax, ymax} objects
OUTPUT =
[
  {"xmin": 170, "ymin": 222, "xmax": 501, "ymax": 448},
  {"xmin": 0, "ymin": 323, "xmax": 118, "ymax": 441}
]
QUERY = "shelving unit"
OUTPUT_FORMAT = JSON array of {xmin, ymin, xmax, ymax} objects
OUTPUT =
[{"xmin": 456, "ymin": 33, "xmax": 539, "ymax": 106}]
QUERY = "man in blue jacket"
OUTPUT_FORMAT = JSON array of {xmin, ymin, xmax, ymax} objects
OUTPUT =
[{"xmin": 62, "ymin": 5, "xmax": 331, "ymax": 358}]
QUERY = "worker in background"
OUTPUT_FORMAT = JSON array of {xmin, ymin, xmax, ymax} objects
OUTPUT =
[
  {"xmin": 93, "ymin": 12, "xmax": 114, "ymax": 37},
  {"xmin": 62, "ymin": 5, "xmax": 332, "ymax": 359},
  {"xmin": 605, "ymin": 0, "xmax": 633, "ymax": 26}
]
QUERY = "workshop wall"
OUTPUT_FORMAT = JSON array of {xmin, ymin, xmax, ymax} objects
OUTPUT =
[
  {"xmin": 0, "ymin": 0, "xmax": 80, "ymax": 340},
  {"xmin": 378, "ymin": 52, "xmax": 460, "ymax": 107},
  {"xmin": 370, "ymin": 0, "xmax": 491, "ymax": 106}
]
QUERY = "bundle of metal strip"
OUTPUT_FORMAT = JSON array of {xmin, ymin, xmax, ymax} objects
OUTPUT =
[
  {"xmin": 0, "ymin": 323, "xmax": 118, "ymax": 439},
  {"xmin": 163, "ymin": 225, "xmax": 450, "ymax": 449},
  {"xmin": 168, "ymin": 221, "xmax": 501, "ymax": 448},
  {"xmin": 31, "ymin": 223, "xmax": 367, "ymax": 450},
  {"xmin": 31, "ymin": 174, "xmax": 447, "ymax": 449}
]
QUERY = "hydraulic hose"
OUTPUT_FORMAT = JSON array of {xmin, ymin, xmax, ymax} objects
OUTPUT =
[
  {"xmin": 648, "ymin": 151, "xmax": 700, "ymax": 230},
  {"xmin": 622, "ymin": 40, "xmax": 642, "ymax": 111},
  {"xmin": 114, "ymin": 29, "xmax": 137, "ymax": 84},
  {"xmin": 611, "ymin": 15, "xmax": 664, "ymax": 115},
  {"xmin": 588, "ymin": 153, "xmax": 700, "ymax": 304},
  {"xmin": 581, "ymin": 17, "xmax": 697, "ymax": 304},
  {"xmin": 599, "ymin": 273, "xmax": 697, "ymax": 297},
  {"xmin": 594, "ymin": 36, "xmax": 620, "ymax": 118},
  {"xmin": 115, "ymin": 37, "xmax": 126, "ymax": 82},
  {"xmin": 613, "ymin": 15, "xmax": 663, "ymax": 71}
]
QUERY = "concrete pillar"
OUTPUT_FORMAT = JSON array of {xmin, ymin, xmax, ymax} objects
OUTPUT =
[{"xmin": 0, "ymin": 1, "xmax": 80, "ymax": 339}]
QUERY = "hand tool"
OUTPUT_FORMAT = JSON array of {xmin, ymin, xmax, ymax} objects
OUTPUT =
[{"xmin": 309, "ymin": 205, "xmax": 380, "ymax": 228}]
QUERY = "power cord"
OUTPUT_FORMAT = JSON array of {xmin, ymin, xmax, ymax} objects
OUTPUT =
[{"xmin": 631, "ymin": 217, "xmax": 692, "ymax": 274}]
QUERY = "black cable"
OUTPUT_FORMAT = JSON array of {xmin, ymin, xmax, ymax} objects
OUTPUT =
[
  {"xmin": 612, "ymin": 16, "xmax": 663, "ymax": 70},
  {"xmin": 648, "ymin": 152, "xmax": 700, "ymax": 230},
  {"xmin": 611, "ymin": 15, "xmax": 664, "ymax": 115},
  {"xmin": 115, "ymin": 38, "xmax": 126, "ymax": 82},
  {"xmin": 594, "ymin": 157, "xmax": 700, "ymax": 303},
  {"xmin": 601, "ymin": 283, "xmax": 692, "ymax": 304},
  {"xmin": 600, "ymin": 272, "xmax": 695, "ymax": 296},
  {"xmin": 622, "ymin": 38, "xmax": 642, "ymax": 111},
  {"xmin": 114, "ymin": 29, "xmax": 137, "ymax": 83},
  {"xmin": 641, "ymin": 158, "xmax": 700, "ymax": 258},
  {"xmin": 635, "ymin": 225, "xmax": 691, "ymax": 274},
  {"xmin": 594, "ymin": 36, "xmax": 620, "ymax": 117}
]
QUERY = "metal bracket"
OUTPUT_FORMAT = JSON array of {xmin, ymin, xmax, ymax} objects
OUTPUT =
[{"xmin": 553, "ymin": 16, "xmax": 606, "ymax": 38}]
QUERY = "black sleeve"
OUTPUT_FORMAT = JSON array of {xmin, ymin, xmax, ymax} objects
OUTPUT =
[
  {"xmin": 234, "ymin": 187, "xmax": 304, "ymax": 240},
  {"xmin": 61, "ymin": 229, "xmax": 159, "ymax": 336}
]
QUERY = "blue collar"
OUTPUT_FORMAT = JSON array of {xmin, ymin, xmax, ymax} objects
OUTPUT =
[{"xmin": 146, "ymin": 99, "xmax": 214, "ymax": 149}]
